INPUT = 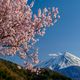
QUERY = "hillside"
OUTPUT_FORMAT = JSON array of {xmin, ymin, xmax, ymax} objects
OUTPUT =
[{"xmin": 0, "ymin": 59, "xmax": 71, "ymax": 80}]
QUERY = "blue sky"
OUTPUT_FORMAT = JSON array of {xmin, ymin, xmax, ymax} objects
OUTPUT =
[
  {"xmin": 32, "ymin": 0, "xmax": 80, "ymax": 60},
  {"xmin": 1, "ymin": 0, "xmax": 80, "ymax": 64}
]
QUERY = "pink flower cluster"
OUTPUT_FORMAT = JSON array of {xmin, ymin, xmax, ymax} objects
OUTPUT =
[{"xmin": 0, "ymin": 0, "xmax": 60, "ymax": 66}]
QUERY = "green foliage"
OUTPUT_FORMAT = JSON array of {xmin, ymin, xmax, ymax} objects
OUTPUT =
[{"xmin": 0, "ymin": 59, "xmax": 72, "ymax": 80}]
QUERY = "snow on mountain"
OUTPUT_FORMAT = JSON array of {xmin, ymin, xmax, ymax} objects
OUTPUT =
[
  {"xmin": 35, "ymin": 52, "xmax": 80, "ymax": 70},
  {"xmin": 35, "ymin": 52, "xmax": 80, "ymax": 80}
]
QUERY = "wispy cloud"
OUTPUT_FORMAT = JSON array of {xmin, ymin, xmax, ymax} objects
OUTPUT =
[{"xmin": 48, "ymin": 53, "xmax": 58, "ymax": 57}]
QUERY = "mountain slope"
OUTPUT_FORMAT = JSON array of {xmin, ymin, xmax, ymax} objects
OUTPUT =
[
  {"xmin": 36, "ymin": 52, "xmax": 80, "ymax": 70},
  {"xmin": 0, "ymin": 59, "xmax": 71, "ymax": 80},
  {"xmin": 59, "ymin": 66, "xmax": 80, "ymax": 80},
  {"xmin": 35, "ymin": 52, "xmax": 80, "ymax": 80}
]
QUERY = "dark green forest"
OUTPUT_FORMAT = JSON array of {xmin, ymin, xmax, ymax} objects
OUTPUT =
[{"xmin": 0, "ymin": 59, "xmax": 71, "ymax": 80}]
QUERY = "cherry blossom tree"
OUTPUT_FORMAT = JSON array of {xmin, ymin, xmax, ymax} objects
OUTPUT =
[{"xmin": 0, "ymin": 0, "xmax": 60, "ymax": 69}]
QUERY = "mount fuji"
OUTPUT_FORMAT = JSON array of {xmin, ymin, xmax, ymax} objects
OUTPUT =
[{"xmin": 35, "ymin": 52, "xmax": 80, "ymax": 80}]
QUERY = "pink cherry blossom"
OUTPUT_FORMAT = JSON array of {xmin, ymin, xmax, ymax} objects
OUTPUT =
[{"xmin": 0, "ymin": 0, "xmax": 60, "ymax": 69}]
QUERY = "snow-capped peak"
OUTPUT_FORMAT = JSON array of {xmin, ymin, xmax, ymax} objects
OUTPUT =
[{"xmin": 35, "ymin": 52, "xmax": 80, "ymax": 70}]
